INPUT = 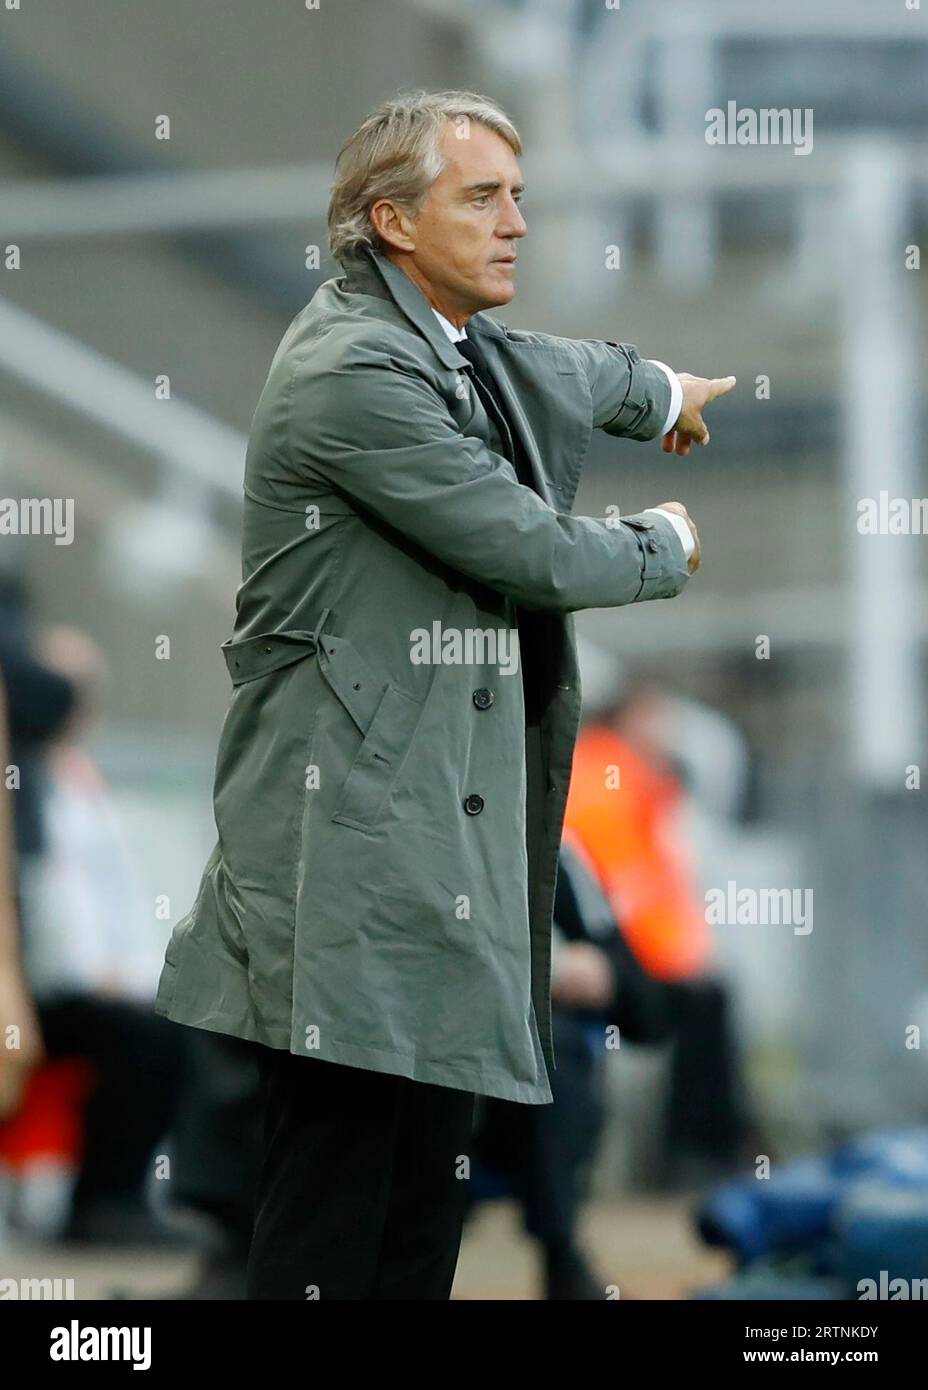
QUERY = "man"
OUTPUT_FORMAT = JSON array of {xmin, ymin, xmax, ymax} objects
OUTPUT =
[{"xmin": 155, "ymin": 90, "xmax": 735, "ymax": 1300}]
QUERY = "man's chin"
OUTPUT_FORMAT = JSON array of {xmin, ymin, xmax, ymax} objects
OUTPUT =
[{"xmin": 477, "ymin": 271, "xmax": 517, "ymax": 308}]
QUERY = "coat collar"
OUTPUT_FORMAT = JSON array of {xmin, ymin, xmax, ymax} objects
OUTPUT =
[{"xmin": 340, "ymin": 246, "xmax": 505, "ymax": 372}]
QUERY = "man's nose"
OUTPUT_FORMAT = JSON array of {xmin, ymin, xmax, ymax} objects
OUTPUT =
[{"xmin": 498, "ymin": 196, "xmax": 527, "ymax": 239}]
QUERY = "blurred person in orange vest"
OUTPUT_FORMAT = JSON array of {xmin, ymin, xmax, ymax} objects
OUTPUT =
[
  {"xmin": 564, "ymin": 639, "xmax": 748, "ymax": 1185},
  {"xmin": 564, "ymin": 644, "xmax": 713, "ymax": 984}
]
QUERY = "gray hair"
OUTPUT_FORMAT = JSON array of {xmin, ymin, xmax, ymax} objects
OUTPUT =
[{"xmin": 327, "ymin": 90, "xmax": 522, "ymax": 267}]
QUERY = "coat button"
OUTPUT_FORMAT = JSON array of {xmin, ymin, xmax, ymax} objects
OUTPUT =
[
  {"xmin": 646, "ymin": 537, "xmax": 658, "ymax": 553},
  {"xmin": 473, "ymin": 687, "xmax": 494, "ymax": 709},
  {"xmin": 463, "ymin": 794, "xmax": 485, "ymax": 815}
]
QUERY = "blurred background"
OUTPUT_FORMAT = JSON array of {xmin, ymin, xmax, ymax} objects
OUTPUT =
[{"xmin": 1, "ymin": 0, "xmax": 928, "ymax": 1300}]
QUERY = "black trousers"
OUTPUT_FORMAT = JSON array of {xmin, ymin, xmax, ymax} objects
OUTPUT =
[{"xmin": 245, "ymin": 1046, "xmax": 476, "ymax": 1300}]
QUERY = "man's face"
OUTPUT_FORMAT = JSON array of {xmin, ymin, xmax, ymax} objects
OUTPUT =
[{"xmin": 377, "ymin": 121, "xmax": 527, "ymax": 325}]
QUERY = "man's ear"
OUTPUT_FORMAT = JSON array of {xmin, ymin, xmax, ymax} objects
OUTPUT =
[{"xmin": 370, "ymin": 198, "xmax": 416, "ymax": 254}]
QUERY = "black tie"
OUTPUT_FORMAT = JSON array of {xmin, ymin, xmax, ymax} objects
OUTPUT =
[
  {"xmin": 456, "ymin": 335, "xmax": 535, "ymax": 491},
  {"xmin": 456, "ymin": 334, "xmax": 550, "ymax": 719}
]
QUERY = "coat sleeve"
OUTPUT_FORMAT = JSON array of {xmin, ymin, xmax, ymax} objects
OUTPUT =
[
  {"xmin": 560, "ymin": 337, "xmax": 673, "ymax": 441},
  {"xmin": 486, "ymin": 323, "xmax": 673, "ymax": 441},
  {"xmin": 287, "ymin": 351, "xmax": 689, "ymax": 615}
]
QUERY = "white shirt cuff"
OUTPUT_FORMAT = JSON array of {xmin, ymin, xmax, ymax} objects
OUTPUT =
[
  {"xmin": 643, "ymin": 507, "xmax": 694, "ymax": 561},
  {"xmin": 648, "ymin": 360, "xmax": 683, "ymax": 436}
]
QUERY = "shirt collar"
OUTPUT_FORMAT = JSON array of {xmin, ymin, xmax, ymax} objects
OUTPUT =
[{"xmin": 431, "ymin": 307, "xmax": 468, "ymax": 343}]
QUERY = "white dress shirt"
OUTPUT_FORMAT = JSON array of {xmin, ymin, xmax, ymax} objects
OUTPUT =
[
  {"xmin": 432, "ymin": 307, "xmax": 468, "ymax": 342},
  {"xmin": 430, "ymin": 307, "xmax": 693, "ymax": 562}
]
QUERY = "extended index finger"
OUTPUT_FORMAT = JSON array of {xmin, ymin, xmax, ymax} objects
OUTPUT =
[{"xmin": 706, "ymin": 375, "xmax": 737, "ymax": 402}]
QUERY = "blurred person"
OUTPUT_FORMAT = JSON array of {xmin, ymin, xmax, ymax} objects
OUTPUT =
[
  {"xmin": 154, "ymin": 89, "xmax": 734, "ymax": 1300},
  {"xmin": 467, "ymin": 835, "xmax": 673, "ymax": 1298},
  {"xmin": 0, "ymin": 575, "xmax": 76, "ymax": 884},
  {"xmin": 0, "ymin": 673, "xmax": 46, "ymax": 1127},
  {"xmin": 23, "ymin": 627, "xmax": 166, "ymax": 1001},
  {"xmin": 566, "ymin": 678, "xmax": 713, "ymax": 984},
  {"xmin": 0, "ymin": 619, "xmax": 73, "ymax": 1235},
  {"xmin": 565, "ymin": 654, "xmax": 748, "ymax": 1185},
  {"xmin": 0, "ymin": 576, "xmax": 76, "ymax": 1133},
  {"xmin": 1, "ymin": 622, "xmax": 190, "ymax": 1248},
  {"xmin": 156, "ymin": 1031, "xmax": 263, "ymax": 1299}
]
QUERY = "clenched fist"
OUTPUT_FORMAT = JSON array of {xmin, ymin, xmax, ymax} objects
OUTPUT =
[{"xmin": 655, "ymin": 500, "xmax": 701, "ymax": 574}]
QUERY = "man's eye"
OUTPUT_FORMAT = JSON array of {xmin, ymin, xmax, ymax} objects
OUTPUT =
[{"xmin": 472, "ymin": 195, "xmax": 491, "ymax": 207}]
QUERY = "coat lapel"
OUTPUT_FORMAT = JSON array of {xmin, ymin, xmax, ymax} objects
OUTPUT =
[
  {"xmin": 465, "ymin": 316, "xmax": 559, "ymax": 510},
  {"xmin": 345, "ymin": 247, "xmax": 558, "ymax": 510}
]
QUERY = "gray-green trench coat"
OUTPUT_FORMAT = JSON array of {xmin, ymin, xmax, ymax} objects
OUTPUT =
[{"xmin": 155, "ymin": 246, "xmax": 690, "ymax": 1104}]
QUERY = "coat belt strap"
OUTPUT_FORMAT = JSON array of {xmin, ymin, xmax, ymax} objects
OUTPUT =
[{"xmin": 221, "ymin": 608, "xmax": 333, "ymax": 685}]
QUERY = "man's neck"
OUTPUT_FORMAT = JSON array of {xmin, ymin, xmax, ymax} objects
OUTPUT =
[{"xmin": 383, "ymin": 252, "xmax": 471, "ymax": 331}]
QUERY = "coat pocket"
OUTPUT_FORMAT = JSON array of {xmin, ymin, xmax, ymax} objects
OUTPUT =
[{"xmin": 315, "ymin": 634, "xmax": 424, "ymax": 830}]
